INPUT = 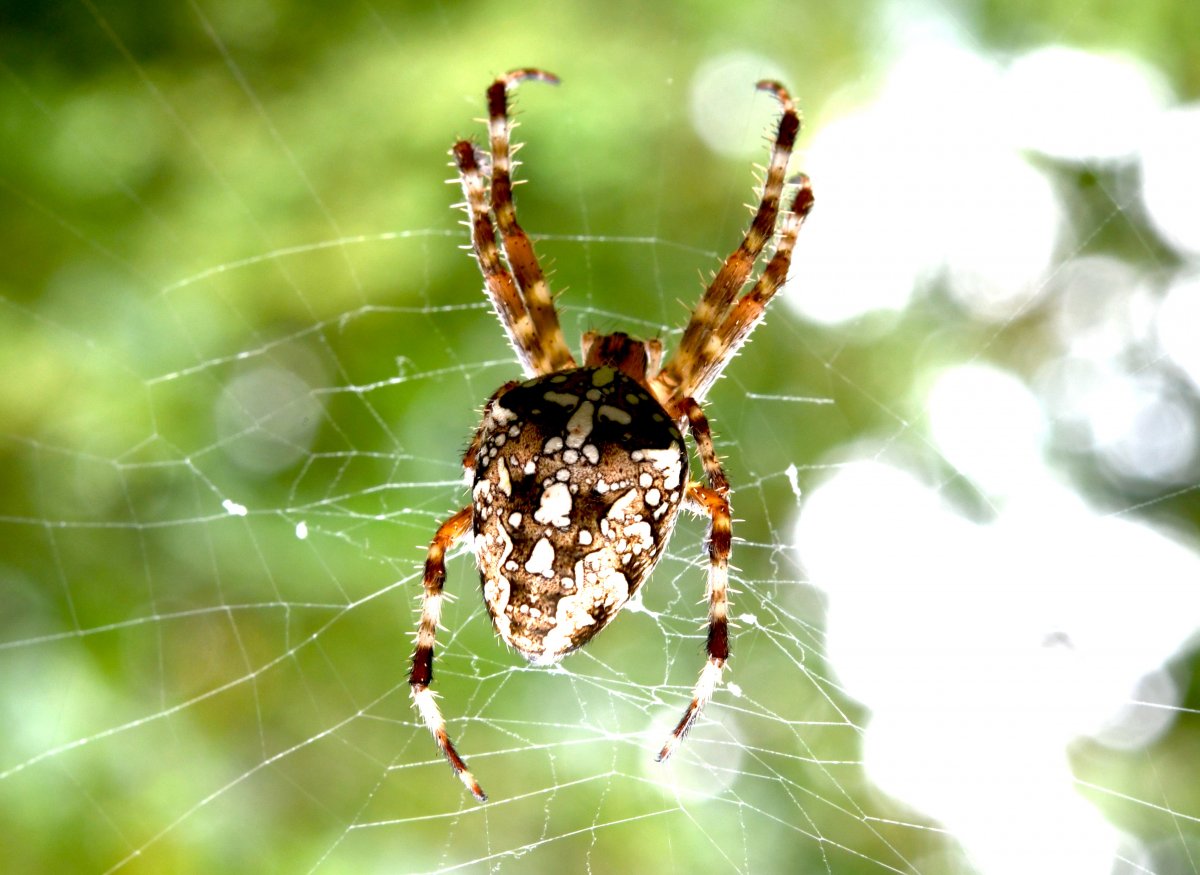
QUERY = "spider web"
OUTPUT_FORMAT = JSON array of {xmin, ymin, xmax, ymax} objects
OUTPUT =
[{"xmin": 3, "ymin": 3, "xmax": 1199, "ymax": 873}]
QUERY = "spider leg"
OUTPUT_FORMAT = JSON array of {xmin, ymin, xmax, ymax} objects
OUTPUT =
[
  {"xmin": 453, "ymin": 140, "xmax": 545, "ymax": 377},
  {"xmin": 677, "ymin": 396, "xmax": 729, "ymax": 493},
  {"xmin": 486, "ymin": 69, "xmax": 576, "ymax": 373},
  {"xmin": 409, "ymin": 505, "xmax": 487, "ymax": 802},
  {"xmin": 673, "ymin": 179, "xmax": 814, "ymax": 402},
  {"xmin": 658, "ymin": 399, "xmax": 733, "ymax": 762},
  {"xmin": 655, "ymin": 81, "xmax": 800, "ymax": 404}
]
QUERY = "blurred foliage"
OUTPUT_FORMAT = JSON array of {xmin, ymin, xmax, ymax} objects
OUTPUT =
[{"xmin": 2, "ymin": 1, "xmax": 1199, "ymax": 873}]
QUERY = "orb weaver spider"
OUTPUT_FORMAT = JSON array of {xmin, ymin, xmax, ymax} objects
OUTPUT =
[{"xmin": 410, "ymin": 68, "xmax": 813, "ymax": 801}]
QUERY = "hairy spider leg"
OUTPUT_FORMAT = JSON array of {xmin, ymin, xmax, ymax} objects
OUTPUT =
[
  {"xmin": 486, "ymin": 69, "xmax": 576, "ymax": 375},
  {"xmin": 655, "ymin": 399, "xmax": 731, "ymax": 761},
  {"xmin": 408, "ymin": 505, "xmax": 487, "ymax": 801},
  {"xmin": 676, "ymin": 179, "xmax": 814, "ymax": 402},
  {"xmin": 658, "ymin": 474, "xmax": 733, "ymax": 762},
  {"xmin": 655, "ymin": 80, "xmax": 801, "ymax": 406},
  {"xmin": 452, "ymin": 140, "xmax": 545, "ymax": 377},
  {"xmin": 652, "ymin": 84, "xmax": 812, "ymax": 759},
  {"xmin": 675, "ymin": 396, "xmax": 729, "ymax": 494}
]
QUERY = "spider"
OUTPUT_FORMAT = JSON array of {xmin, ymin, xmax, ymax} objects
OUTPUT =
[{"xmin": 410, "ymin": 68, "xmax": 813, "ymax": 801}]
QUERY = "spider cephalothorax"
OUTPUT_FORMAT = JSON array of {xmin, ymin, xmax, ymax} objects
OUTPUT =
[{"xmin": 410, "ymin": 69, "xmax": 814, "ymax": 801}]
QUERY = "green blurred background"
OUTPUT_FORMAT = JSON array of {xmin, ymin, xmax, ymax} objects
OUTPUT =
[{"xmin": 3, "ymin": 1, "xmax": 1199, "ymax": 873}]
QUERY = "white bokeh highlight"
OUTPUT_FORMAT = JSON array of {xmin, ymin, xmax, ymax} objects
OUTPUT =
[
  {"xmin": 788, "ymin": 33, "xmax": 1061, "ymax": 325},
  {"xmin": 1157, "ymin": 271, "xmax": 1200, "ymax": 392},
  {"xmin": 1141, "ymin": 104, "xmax": 1200, "ymax": 256},
  {"xmin": 1026, "ymin": 255, "xmax": 1199, "ymax": 487},
  {"xmin": 797, "ymin": 456, "xmax": 1200, "ymax": 875},
  {"xmin": 215, "ymin": 364, "xmax": 324, "ymax": 475},
  {"xmin": 926, "ymin": 364, "xmax": 1045, "ymax": 496},
  {"xmin": 689, "ymin": 52, "xmax": 790, "ymax": 157},
  {"xmin": 1002, "ymin": 46, "xmax": 1170, "ymax": 162}
]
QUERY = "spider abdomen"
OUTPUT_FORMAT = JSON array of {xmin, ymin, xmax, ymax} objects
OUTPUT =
[{"xmin": 471, "ymin": 366, "xmax": 686, "ymax": 663}]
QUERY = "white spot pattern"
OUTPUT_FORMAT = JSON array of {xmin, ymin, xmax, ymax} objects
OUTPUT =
[
  {"xmin": 534, "ymin": 482, "xmax": 573, "ymax": 527},
  {"xmin": 524, "ymin": 537, "xmax": 556, "ymax": 577}
]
